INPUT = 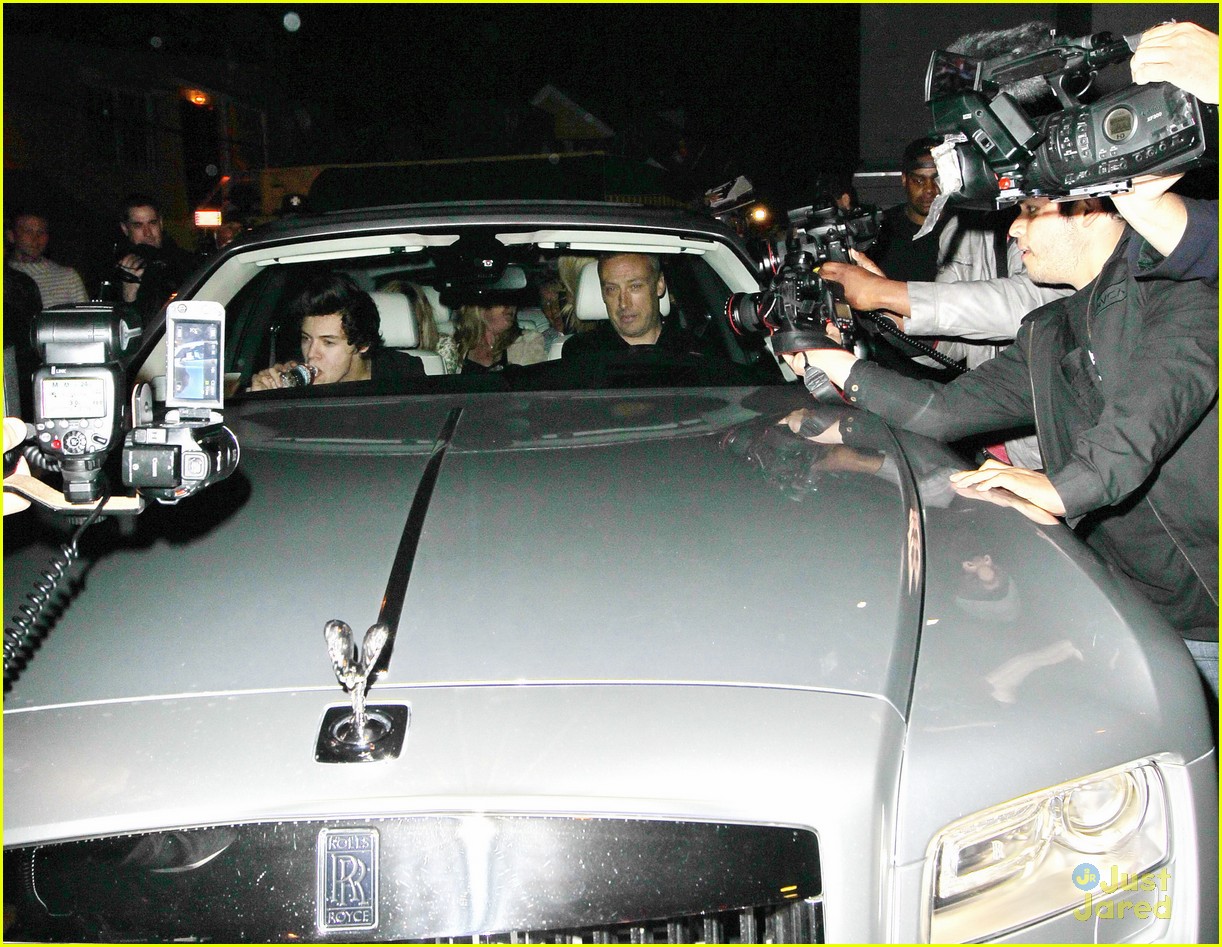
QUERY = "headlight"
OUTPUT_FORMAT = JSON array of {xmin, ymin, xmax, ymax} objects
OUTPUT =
[{"xmin": 927, "ymin": 762, "xmax": 1168, "ymax": 942}]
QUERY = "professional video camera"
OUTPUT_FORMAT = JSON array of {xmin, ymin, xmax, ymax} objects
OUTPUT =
[
  {"xmin": 923, "ymin": 27, "xmax": 1216, "ymax": 212},
  {"xmin": 23, "ymin": 300, "xmax": 238, "ymax": 510},
  {"xmin": 726, "ymin": 204, "xmax": 880, "ymax": 356}
]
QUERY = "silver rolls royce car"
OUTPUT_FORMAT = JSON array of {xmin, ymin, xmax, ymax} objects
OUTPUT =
[{"xmin": 3, "ymin": 201, "xmax": 1215, "ymax": 943}]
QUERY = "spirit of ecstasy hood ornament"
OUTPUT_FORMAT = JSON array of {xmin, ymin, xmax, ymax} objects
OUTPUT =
[
  {"xmin": 317, "ymin": 620, "xmax": 408, "ymax": 763},
  {"xmin": 324, "ymin": 619, "xmax": 389, "ymax": 730}
]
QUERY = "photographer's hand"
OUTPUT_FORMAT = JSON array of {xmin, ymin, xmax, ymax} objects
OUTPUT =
[
  {"xmin": 819, "ymin": 257, "xmax": 911, "ymax": 321},
  {"xmin": 847, "ymin": 248, "xmax": 886, "ymax": 277},
  {"xmin": 948, "ymin": 459, "xmax": 1066, "ymax": 517},
  {"xmin": 3, "ymin": 417, "xmax": 33, "ymax": 516},
  {"xmin": 781, "ymin": 348, "xmax": 859, "ymax": 388},
  {"xmin": 118, "ymin": 252, "xmax": 145, "ymax": 304},
  {"xmin": 1130, "ymin": 22, "xmax": 1219, "ymax": 103}
]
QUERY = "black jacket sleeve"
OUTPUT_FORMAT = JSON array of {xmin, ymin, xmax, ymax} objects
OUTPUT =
[
  {"xmin": 840, "ymin": 337, "xmax": 1036, "ymax": 443},
  {"xmin": 1050, "ymin": 274, "xmax": 1218, "ymax": 519},
  {"xmin": 1127, "ymin": 197, "xmax": 1218, "ymax": 287}
]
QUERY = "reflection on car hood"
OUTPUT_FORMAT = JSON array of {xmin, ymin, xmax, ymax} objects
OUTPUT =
[{"xmin": 7, "ymin": 387, "xmax": 926, "ymax": 710}]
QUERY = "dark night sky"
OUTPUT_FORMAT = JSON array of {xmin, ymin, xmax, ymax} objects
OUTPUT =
[{"xmin": 4, "ymin": 3, "xmax": 861, "ymax": 207}]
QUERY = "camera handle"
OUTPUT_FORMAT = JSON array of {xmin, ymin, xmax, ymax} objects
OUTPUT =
[
  {"xmin": 7, "ymin": 421, "xmax": 143, "ymax": 514},
  {"xmin": 3, "ymin": 473, "xmax": 142, "ymax": 515}
]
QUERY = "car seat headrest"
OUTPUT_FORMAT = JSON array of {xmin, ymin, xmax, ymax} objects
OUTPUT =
[{"xmin": 369, "ymin": 291, "xmax": 419, "ymax": 348}]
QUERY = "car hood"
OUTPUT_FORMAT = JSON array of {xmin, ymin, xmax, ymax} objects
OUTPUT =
[{"xmin": 6, "ymin": 386, "xmax": 926, "ymax": 711}]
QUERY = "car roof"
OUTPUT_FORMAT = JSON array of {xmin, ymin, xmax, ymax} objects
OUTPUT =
[{"xmin": 238, "ymin": 200, "xmax": 747, "ymax": 247}]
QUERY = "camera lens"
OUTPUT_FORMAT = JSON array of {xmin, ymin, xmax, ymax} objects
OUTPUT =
[
  {"xmin": 726, "ymin": 293, "xmax": 765, "ymax": 335},
  {"xmin": 747, "ymin": 238, "xmax": 783, "ymax": 280}
]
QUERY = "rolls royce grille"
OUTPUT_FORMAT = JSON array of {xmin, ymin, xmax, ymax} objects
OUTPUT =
[{"xmin": 4, "ymin": 816, "xmax": 823, "ymax": 943}]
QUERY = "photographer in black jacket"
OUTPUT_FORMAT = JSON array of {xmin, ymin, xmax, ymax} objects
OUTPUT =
[
  {"xmin": 114, "ymin": 194, "xmax": 196, "ymax": 320},
  {"xmin": 784, "ymin": 196, "xmax": 1218, "ymax": 697}
]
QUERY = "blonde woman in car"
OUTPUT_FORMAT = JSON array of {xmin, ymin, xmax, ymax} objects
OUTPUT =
[
  {"xmin": 436, "ymin": 303, "xmax": 547, "ymax": 374},
  {"xmin": 557, "ymin": 254, "xmax": 598, "ymax": 335}
]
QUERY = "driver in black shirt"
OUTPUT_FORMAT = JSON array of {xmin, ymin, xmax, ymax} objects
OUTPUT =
[{"xmin": 561, "ymin": 253, "xmax": 705, "ymax": 358}]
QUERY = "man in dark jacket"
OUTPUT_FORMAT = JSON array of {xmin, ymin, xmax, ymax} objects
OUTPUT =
[
  {"xmin": 561, "ymin": 253, "xmax": 705, "ymax": 359},
  {"xmin": 783, "ymin": 196, "xmax": 1218, "ymax": 692},
  {"xmin": 115, "ymin": 194, "xmax": 198, "ymax": 320},
  {"xmin": 869, "ymin": 137, "xmax": 945, "ymax": 283}
]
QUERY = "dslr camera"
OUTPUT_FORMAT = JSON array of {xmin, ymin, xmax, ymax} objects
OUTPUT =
[
  {"xmin": 28, "ymin": 301, "xmax": 238, "ymax": 509},
  {"xmin": 726, "ymin": 204, "xmax": 880, "ymax": 356},
  {"xmin": 925, "ymin": 28, "xmax": 1216, "ymax": 208}
]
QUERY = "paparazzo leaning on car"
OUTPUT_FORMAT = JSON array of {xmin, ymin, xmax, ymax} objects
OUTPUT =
[{"xmin": 3, "ymin": 192, "xmax": 1215, "ymax": 942}]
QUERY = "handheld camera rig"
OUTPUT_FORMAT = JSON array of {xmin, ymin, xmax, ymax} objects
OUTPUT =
[
  {"xmin": 924, "ymin": 27, "xmax": 1216, "ymax": 211},
  {"xmin": 19, "ymin": 301, "xmax": 238, "ymax": 512},
  {"xmin": 726, "ymin": 204, "xmax": 881, "ymax": 357}
]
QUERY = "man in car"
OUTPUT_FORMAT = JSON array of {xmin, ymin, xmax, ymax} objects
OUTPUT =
[
  {"xmin": 249, "ymin": 273, "xmax": 423, "ymax": 389},
  {"xmin": 561, "ymin": 252, "xmax": 703, "ymax": 358},
  {"xmin": 783, "ymin": 195, "xmax": 1218, "ymax": 694}
]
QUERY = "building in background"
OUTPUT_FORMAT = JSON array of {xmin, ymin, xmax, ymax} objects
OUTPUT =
[{"xmin": 4, "ymin": 35, "xmax": 294, "ymax": 288}]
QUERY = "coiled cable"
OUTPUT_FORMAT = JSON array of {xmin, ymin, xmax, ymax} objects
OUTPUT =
[
  {"xmin": 4, "ymin": 489, "xmax": 110, "ymax": 689},
  {"xmin": 22, "ymin": 441, "xmax": 60, "ymax": 474},
  {"xmin": 857, "ymin": 309, "xmax": 967, "ymax": 374}
]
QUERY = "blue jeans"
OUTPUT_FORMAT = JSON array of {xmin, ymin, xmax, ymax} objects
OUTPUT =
[{"xmin": 1185, "ymin": 638, "xmax": 1218, "ymax": 702}]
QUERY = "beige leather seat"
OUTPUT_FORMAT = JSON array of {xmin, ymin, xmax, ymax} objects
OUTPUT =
[
  {"xmin": 419, "ymin": 284, "xmax": 455, "ymax": 338},
  {"xmin": 368, "ymin": 291, "xmax": 446, "ymax": 375}
]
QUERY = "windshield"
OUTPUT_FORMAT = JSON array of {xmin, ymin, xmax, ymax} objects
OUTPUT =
[{"xmin": 137, "ymin": 216, "xmax": 788, "ymax": 399}]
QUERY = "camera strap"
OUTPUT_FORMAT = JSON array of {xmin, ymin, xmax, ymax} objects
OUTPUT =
[{"xmin": 3, "ymin": 473, "xmax": 142, "ymax": 514}]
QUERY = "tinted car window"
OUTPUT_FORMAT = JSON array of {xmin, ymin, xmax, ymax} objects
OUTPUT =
[{"xmin": 222, "ymin": 235, "xmax": 785, "ymax": 395}]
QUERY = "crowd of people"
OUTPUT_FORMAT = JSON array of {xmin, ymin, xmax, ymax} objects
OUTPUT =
[{"xmin": 5, "ymin": 194, "xmax": 200, "ymax": 339}]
